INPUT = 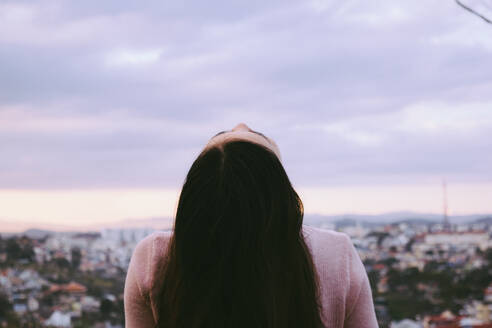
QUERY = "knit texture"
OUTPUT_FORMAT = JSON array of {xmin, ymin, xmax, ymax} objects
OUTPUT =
[{"xmin": 124, "ymin": 225, "xmax": 379, "ymax": 328}]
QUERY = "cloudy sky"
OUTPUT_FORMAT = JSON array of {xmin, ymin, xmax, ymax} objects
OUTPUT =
[{"xmin": 1, "ymin": 0, "xmax": 492, "ymax": 231}]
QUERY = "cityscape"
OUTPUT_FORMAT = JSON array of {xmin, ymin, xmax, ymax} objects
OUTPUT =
[{"xmin": 1, "ymin": 214, "xmax": 492, "ymax": 328}]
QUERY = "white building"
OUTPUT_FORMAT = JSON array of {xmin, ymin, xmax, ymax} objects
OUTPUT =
[
  {"xmin": 45, "ymin": 311, "xmax": 71, "ymax": 327},
  {"xmin": 424, "ymin": 231, "xmax": 489, "ymax": 251}
]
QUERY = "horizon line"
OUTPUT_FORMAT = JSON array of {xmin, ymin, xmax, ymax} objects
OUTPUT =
[{"xmin": 1, "ymin": 211, "xmax": 491, "ymax": 234}]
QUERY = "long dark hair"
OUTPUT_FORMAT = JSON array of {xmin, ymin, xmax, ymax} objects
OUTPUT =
[{"xmin": 156, "ymin": 140, "xmax": 324, "ymax": 328}]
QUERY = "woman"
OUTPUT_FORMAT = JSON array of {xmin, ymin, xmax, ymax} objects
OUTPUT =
[{"xmin": 124, "ymin": 123, "xmax": 378, "ymax": 328}]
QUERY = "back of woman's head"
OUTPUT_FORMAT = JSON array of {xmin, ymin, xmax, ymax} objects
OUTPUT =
[{"xmin": 157, "ymin": 140, "xmax": 324, "ymax": 328}]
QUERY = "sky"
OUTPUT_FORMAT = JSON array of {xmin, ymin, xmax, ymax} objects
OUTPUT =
[{"xmin": 1, "ymin": 0, "xmax": 492, "ymax": 231}]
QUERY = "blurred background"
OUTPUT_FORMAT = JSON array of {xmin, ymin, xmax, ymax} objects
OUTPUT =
[{"xmin": 1, "ymin": 0, "xmax": 492, "ymax": 327}]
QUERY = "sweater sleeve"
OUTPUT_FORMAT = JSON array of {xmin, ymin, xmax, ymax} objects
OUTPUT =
[
  {"xmin": 344, "ymin": 235, "xmax": 379, "ymax": 328},
  {"xmin": 124, "ymin": 235, "xmax": 156, "ymax": 328}
]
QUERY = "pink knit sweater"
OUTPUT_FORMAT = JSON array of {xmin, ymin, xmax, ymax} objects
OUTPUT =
[{"xmin": 124, "ymin": 225, "xmax": 379, "ymax": 328}]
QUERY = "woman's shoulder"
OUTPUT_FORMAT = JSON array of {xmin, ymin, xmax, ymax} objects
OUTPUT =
[
  {"xmin": 302, "ymin": 224, "xmax": 360, "ymax": 275},
  {"xmin": 302, "ymin": 224, "xmax": 357, "ymax": 284},
  {"xmin": 302, "ymin": 224, "xmax": 353, "ymax": 251},
  {"xmin": 302, "ymin": 225, "xmax": 371, "ymax": 321},
  {"xmin": 131, "ymin": 230, "xmax": 173, "ymax": 263},
  {"xmin": 127, "ymin": 230, "xmax": 173, "ymax": 294}
]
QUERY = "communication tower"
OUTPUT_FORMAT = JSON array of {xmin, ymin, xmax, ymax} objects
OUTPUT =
[{"xmin": 442, "ymin": 180, "xmax": 451, "ymax": 231}]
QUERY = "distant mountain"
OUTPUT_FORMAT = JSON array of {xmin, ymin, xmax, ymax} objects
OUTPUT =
[
  {"xmin": 2, "ymin": 212, "xmax": 492, "ymax": 235},
  {"xmin": 304, "ymin": 212, "xmax": 438, "ymax": 226},
  {"xmin": 390, "ymin": 218, "xmax": 438, "ymax": 225},
  {"xmin": 0, "ymin": 216, "xmax": 173, "ymax": 235},
  {"xmin": 22, "ymin": 229, "xmax": 53, "ymax": 239},
  {"xmin": 333, "ymin": 218, "xmax": 382, "ymax": 229},
  {"xmin": 94, "ymin": 217, "xmax": 173, "ymax": 230},
  {"xmin": 304, "ymin": 212, "xmax": 492, "ymax": 228},
  {"xmin": 472, "ymin": 216, "xmax": 492, "ymax": 225},
  {"xmin": 447, "ymin": 214, "xmax": 492, "ymax": 224}
]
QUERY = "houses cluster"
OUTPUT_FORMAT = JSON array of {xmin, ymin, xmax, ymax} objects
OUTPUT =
[
  {"xmin": 0, "ymin": 267, "xmax": 103, "ymax": 327},
  {"xmin": 0, "ymin": 228, "xmax": 155, "ymax": 327},
  {"xmin": 332, "ymin": 219, "xmax": 492, "ymax": 328}
]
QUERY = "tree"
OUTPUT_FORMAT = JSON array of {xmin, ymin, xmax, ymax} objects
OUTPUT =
[
  {"xmin": 71, "ymin": 247, "xmax": 82, "ymax": 270},
  {"xmin": 367, "ymin": 269, "xmax": 380, "ymax": 296},
  {"xmin": 5, "ymin": 237, "xmax": 34, "ymax": 263},
  {"xmin": 55, "ymin": 257, "xmax": 71, "ymax": 269},
  {"xmin": 100, "ymin": 299, "xmax": 114, "ymax": 320},
  {"xmin": 0, "ymin": 292, "xmax": 12, "ymax": 317},
  {"xmin": 5, "ymin": 238, "xmax": 22, "ymax": 261},
  {"xmin": 484, "ymin": 247, "xmax": 492, "ymax": 265},
  {"xmin": 0, "ymin": 292, "xmax": 20, "ymax": 326}
]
